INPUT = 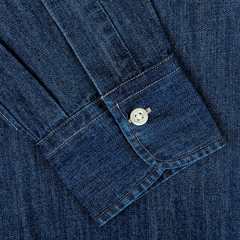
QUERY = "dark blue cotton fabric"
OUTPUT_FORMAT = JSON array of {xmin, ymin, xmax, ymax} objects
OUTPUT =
[{"xmin": 0, "ymin": 0, "xmax": 239, "ymax": 239}]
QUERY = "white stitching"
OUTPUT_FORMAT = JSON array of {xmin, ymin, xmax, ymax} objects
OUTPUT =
[
  {"xmin": 44, "ymin": 67, "xmax": 181, "ymax": 157},
  {"xmin": 118, "ymin": 67, "xmax": 180, "ymax": 105},
  {"xmin": 45, "ymin": 110, "xmax": 109, "ymax": 157},
  {"xmin": 103, "ymin": 53, "xmax": 174, "ymax": 98},
  {"xmin": 38, "ymin": 54, "xmax": 174, "ymax": 146},
  {"xmin": 117, "ymin": 103, "xmax": 223, "ymax": 162},
  {"xmin": 45, "ymin": 106, "xmax": 114, "ymax": 158},
  {"xmin": 37, "ymin": 97, "xmax": 103, "ymax": 145},
  {"xmin": 0, "ymin": 110, "xmax": 38, "ymax": 140},
  {"xmin": 0, "ymin": 110, "xmax": 20, "ymax": 132}
]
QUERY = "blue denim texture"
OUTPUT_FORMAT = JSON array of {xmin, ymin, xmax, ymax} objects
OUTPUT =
[{"xmin": 0, "ymin": 0, "xmax": 239, "ymax": 239}]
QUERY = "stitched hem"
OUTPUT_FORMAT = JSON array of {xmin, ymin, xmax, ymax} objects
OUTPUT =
[
  {"xmin": 93, "ymin": 134, "xmax": 226, "ymax": 227},
  {"xmin": 134, "ymin": 135, "xmax": 227, "ymax": 201},
  {"xmin": 93, "ymin": 168, "xmax": 163, "ymax": 227}
]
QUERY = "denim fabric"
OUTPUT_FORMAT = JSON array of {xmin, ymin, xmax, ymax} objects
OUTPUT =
[{"xmin": 0, "ymin": 0, "xmax": 239, "ymax": 239}]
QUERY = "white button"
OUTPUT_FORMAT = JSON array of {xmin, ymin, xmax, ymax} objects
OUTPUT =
[{"xmin": 129, "ymin": 108, "xmax": 150, "ymax": 126}]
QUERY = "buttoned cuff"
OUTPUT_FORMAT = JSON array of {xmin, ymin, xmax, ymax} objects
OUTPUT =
[{"xmin": 37, "ymin": 54, "xmax": 227, "ymax": 226}]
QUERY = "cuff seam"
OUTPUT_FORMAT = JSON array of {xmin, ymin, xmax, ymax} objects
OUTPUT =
[
  {"xmin": 37, "ymin": 53, "xmax": 175, "ymax": 146},
  {"xmin": 42, "ymin": 65, "xmax": 181, "ymax": 158}
]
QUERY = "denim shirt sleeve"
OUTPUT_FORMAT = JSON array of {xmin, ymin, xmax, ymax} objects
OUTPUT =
[{"xmin": 0, "ymin": 0, "xmax": 227, "ymax": 226}]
